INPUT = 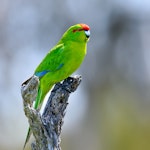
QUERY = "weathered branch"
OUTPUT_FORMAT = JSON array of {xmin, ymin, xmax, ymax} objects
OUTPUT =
[{"xmin": 21, "ymin": 75, "xmax": 82, "ymax": 150}]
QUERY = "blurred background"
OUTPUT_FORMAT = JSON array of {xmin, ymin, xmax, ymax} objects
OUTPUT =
[{"xmin": 1, "ymin": 0, "xmax": 150, "ymax": 150}]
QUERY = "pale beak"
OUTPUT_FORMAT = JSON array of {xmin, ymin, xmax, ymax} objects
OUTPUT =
[{"xmin": 85, "ymin": 30, "xmax": 90, "ymax": 38}]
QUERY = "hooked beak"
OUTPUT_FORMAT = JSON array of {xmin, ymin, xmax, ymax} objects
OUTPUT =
[{"xmin": 85, "ymin": 30, "xmax": 90, "ymax": 39}]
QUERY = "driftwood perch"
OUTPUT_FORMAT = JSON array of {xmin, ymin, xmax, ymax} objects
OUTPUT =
[{"xmin": 21, "ymin": 75, "xmax": 82, "ymax": 150}]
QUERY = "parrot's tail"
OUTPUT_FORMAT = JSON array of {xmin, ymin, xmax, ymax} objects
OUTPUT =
[
  {"xmin": 23, "ymin": 128, "xmax": 31, "ymax": 150},
  {"xmin": 23, "ymin": 87, "xmax": 41, "ymax": 149},
  {"xmin": 23, "ymin": 83, "xmax": 52, "ymax": 149}
]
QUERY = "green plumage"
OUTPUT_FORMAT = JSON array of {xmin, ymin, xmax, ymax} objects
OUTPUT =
[{"xmin": 24, "ymin": 23, "xmax": 90, "ymax": 149}]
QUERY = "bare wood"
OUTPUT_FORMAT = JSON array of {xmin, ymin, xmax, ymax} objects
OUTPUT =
[{"xmin": 21, "ymin": 75, "xmax": 82, "ymax": 150}]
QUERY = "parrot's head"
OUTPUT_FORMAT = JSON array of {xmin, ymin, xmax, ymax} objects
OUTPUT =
[{"xmin": 61, "ymin": 23, "xmax": 90, "ymax": 43}]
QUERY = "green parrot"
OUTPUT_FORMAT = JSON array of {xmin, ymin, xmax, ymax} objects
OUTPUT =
[{"xmin": 24, "ymin": 23, "xmax": 90, "ymax": 149}]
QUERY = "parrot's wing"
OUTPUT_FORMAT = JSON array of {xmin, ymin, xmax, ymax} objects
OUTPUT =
[{"xmin": 34, "ymin": 44, "xmax": 64, "ymax": 77}]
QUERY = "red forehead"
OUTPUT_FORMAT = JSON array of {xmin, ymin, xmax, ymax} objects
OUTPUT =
[{"xmin": 80, "ymin": 24, "xmax": 90, "ymax": 30}]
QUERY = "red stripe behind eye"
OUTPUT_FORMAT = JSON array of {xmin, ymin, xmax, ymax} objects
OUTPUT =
[{"xmin": 73, "ymin": 28, "xmax": 83, "ymax": 33}]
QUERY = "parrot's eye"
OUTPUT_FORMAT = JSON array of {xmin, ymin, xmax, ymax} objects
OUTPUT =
[{"xmin": 85, "ymin": 30, "xmax": 90, "ymax": 38}]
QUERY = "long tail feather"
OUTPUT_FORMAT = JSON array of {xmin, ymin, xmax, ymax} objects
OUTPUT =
[
  {"xmin": 23, "ymin": 87, "xmax": 41, "ymax": 149},
  {"xmin": 23, "ymin": 128, "xmax": 31, "ymax": 150}
]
